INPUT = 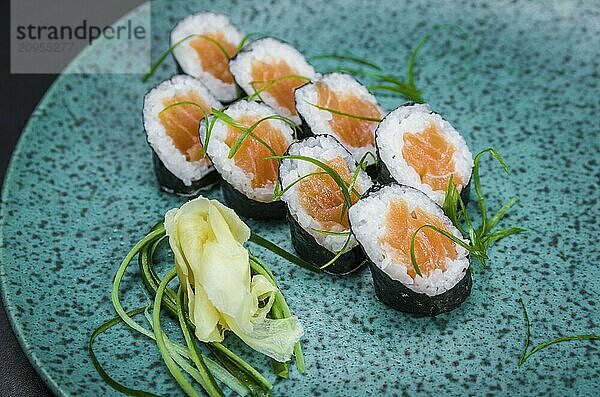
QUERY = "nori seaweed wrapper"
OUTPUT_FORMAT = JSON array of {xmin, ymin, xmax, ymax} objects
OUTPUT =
[
  {"xmin": 287, "ymin": 212, "xmax": 366, "ymax": 276},
  {"xmin": 221, "ymin": 179, "xmax": 286, "ymax": 220},
  {"xmin": 368, "ymin": 261, "xmax": 472, "ymax": 316},
  {"xmin": 296, "ymin": 111, "xmax": 316, "ymax": 140},
  {"xmin": 151, "ymin": 149, "xmax": 220, "ymax": 196},
  {"xmin": 350, "ymin": 183, "xmax": 472, "ymax": 315},
  {"xmin": 175, "ymin": 62, "xmax": 185, "ymax": 75}
]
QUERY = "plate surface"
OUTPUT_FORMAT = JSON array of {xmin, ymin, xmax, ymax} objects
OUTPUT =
[{"xmin": 1, "ymin": 0, "xmax": 599, "ymax": 395}]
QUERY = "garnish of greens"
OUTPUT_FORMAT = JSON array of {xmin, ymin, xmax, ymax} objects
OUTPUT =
[
  {"xmin": 517, "ymin": 298, "xmax": 599, "ymax": 366},
  {"xmin": 409, "ymin": 148, "xmax": 527, "ymax": 277},
  {"xmin": 185, "ymin": 100, "xmax": 374, "ymax": 271},
  {"xmin": 158, "ymin": 101, "xmax": 370, "ymax": 271},
  {"xmin": 309, "ymin": 24, "xmax": 473, "ymax": 103},
  {"xmin": 268, "ymin": 152, "xmax": 375, "ymax": 269},
  {"xmin": 302, "ymin": 100, "xmax": 383, "ymax": 123},
  {"xmin": 90, "ymin": 196, "xmax": 321, "ymax": 397},
  {"xmin": 143, "ymin": 32, "xmax": 260, "ymax": 82}
]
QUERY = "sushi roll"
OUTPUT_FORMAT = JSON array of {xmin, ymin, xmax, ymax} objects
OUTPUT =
[
  {"xmin": 200, "ymin": 100, "xmax": 295, "ymax": 219},
  {"xmin": 295, "ymin": 73, "xmax": 383, "ymax": 165},
  {"xmin": 279, "ymin": 135, "xmax": 373, "ymax": 275},
  {"xmin": 230, "ymin": 38, "xmax": 317, "ymax": 124},
  {"xmin": 349, "ymin": 184, "xmax": 471, "ymax": 316},
  {"xmin": 171, "ymin": 13, "xmax": 244, "ymax": 102},
  {"xmin": 376, "ymin": 103, "xmax": 473, "ymax": 205},
  {"xmin": 143, "ymin": 75, "xmax": 221, "ymax": 195}
]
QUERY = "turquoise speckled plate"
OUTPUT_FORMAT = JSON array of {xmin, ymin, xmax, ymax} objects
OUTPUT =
[{"xmin": 1, "ymin": 0, "xmax": 599, "ymax": 395}]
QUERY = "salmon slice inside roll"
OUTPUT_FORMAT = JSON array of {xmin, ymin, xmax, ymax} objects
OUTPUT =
[
  {"xmin": 159, "ymin": 92, "xmax": 211, "ymax": 163},
  {"xmin": 315, "ymin": 82, "xmax": 380, "ymax": 148},
  {"xmin": 229, "ymin": 38, "xmax": 317, "ymax": 124},
  {"xmin": 294, "ymin": 73, "xmax": 382, "ymax": 164},
  {"xmin": 224, "ymin": 115, "xmax": 289, "ymax": 189},
  {"xmin": 251, "ymin": 59, "xmax": 308, "ymax": 115},
  {"xmin": 170, "ymin": 13, "xmax": 244, "ymax": 102},
  {"xmin": 298, "ymin": 157, "xmax": 359, "ymax": 230},
  {"xmin": 381, "ymin": 199, "xmax": 458, "ymax": 278},
  {"xmin": 375, "ymin": 103, "xmax": 474, "ymax": 205},
  {"xmin": 190, "ymin": 31, "xmax": 238, "ymax": 84},
  {"xmin": 402, "ymin": 123, "xmax": 464, "ymax": 191}
]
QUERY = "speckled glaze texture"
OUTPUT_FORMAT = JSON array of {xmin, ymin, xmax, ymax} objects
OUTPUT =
[{"xmin": 1, "ymin": 0, "xmax": 598, "ymax": 396}]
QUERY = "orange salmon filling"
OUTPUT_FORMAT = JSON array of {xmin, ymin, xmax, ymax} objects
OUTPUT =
[
  {"xmin": 250, "ymin": 59, "xmax": 307, "ymax": 115},
  {"xmin": 159, "ymin": 92, "xmax": 210, "ymax": 162},
  {"xmin": 190, "ymin": 32, "xmax": 238, "ymax": 84},
  {"xmin": 298, "ymin": 157, "xmax": 358, "ymax": 230},
  {"xmin": 315, "ymin": 83, "xmax": 380, "ymax": 148},
  {"xmin": 381, "ymin": 200, "xmax": 458, "ymax": 278},
  {"xmin": 225, "ymin": 115, "xmax": 289, "ymax": 189},
  {"xmin": 402, "ymin": 123, "xmax": 463, "ymax": 191}
]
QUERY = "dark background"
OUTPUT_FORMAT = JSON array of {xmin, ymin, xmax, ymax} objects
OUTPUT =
[
  {"xmin": 2, "ymin": 0, "xmax": 57, "ymax": 394},
  {"xmin": 0, "ymin": 57, "xmax": 57, "ymax": 397},
  {"xmin": 0, "ymin": 79, "xmax": 57, "ymax": 395}
]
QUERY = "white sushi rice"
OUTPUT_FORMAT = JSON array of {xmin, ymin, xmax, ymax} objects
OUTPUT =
[
  {"xmin": 143, "ymin": 75, "xmax": 221, "ymax": 186},
  {"xmin": 200, "ymin": 100, "xmax": 295, "ymax": 202},
  {"xmin": 295, "ymin": 73, "xmax": 382, "ymax": 164},
  {"xmin": 349, "ymin": 184, "xmax": 469, "ymax": 297},
  {"xmin": 229, "ymin": 38, "xmax": 317, "ymax": 124},
  {"xmin": 279, "ymin": 135, "xmax": 373, "ymax": 253},
  {"xmin": 171, "ymin": 12, "xmax": 244, "ymax": 102},
  {"xmin": 376, "ymin": 104, "xmax": 473, "ymax": 205}
]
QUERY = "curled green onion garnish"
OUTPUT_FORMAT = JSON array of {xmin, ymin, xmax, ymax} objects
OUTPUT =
[
  {"xmin": 247, "ymin": 75, "xmax": 312, "ymax": 102},
  {"xmin": 517, "ymin": 298, "xmax": 599, "ymax": 366},
  {"xmin": 89, "ymin": 306, "xmax": 160, "ymax": 397},
  {"xmin": 157, "ymin": 102, "xmax": 301, "ymax": 162},
  {"xmin": 308, "ymin": 53, "xmax": 383, "ymax": 70},
  {"xmin": 272, "ymin": 171, "xmax": 329, "ymax": 201},
  {"xmin": 269, "ymin": 153, "xmax": 372, "ymax": 269},
  {"xmin": 143, "ymin": 34, "xmax": 194, "ymax": 82},
  {"xmin": 203, "ymin": 107, "xmax": 302, "ymax": 158},
  {"xmin": 222, "ymin": 113, "xmax": 299, "ymax": 159},
  {"xmin": 304, "ymin": 100, "xmax": 383, "ymax": 122},
  {"xmin": 311, "ymin": 24, "xmax": 473, "ymax": 103},
  {"xmin": 91, "ymin": 217, "xmax": 316, "ymax": 396},
  {"xmin": 320, "ymin": 234, "xmax": 353, "ymax": 269},
  {"xmin": 249, "ymin": 232, "xmax": 320, "ymax": 273},
  {"xmin": 158, "ymin": 101, "xmax": 213, "ymax": 160},
  {"xmin": 410, "ymin": 148, "xmax": 526, "ymax": 276},
  {"xmin": 143, "ymin": 34, "xmax": 232, "ymax": 83},
  {"xmin": 340, "ymin": 151, "xmax": 376, "ymax": 221},
  {"xmin": 152, "ymin": 269, "xmax": 206, "ymax": 397},
  {"xmin": 236, "ymin": 32, "xmax": 264, "ymax": 52},
  {"xmin": 266, "ymin": 154, "xmax": 357, "ymax": 212},
  {"xmin": 159, "ymin": 100, "xmax": 210, "ymax": 117}
]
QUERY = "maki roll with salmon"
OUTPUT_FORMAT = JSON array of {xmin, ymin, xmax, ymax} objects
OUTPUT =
[
  {"xmin": 376, "ymin": 103, "xmax": 473, "ymax": 205},
  {"xmin": 143, "ymin": 75, "xmax": 221, "ymax": 195},
  {"xmin": 200, "ymin": 100, "xmax": 295, "ymax": 219},
  {"xmin": 349, "ymin": 184, "xmax": 471, "ymax": 316},
  {"xmin": 279, "ymin": 135, "xmax": 373, "ymax": 275},
  {"xmin": 171, "ymin": 13, "xmax": 244, "ymax": 102},
  {"xmin": 295, "ymin": 73, "xmax": 383, "ymax": 165},
  {"xmin": 230, "ymin": 38, "xmax": 317, "ymax": 124}
]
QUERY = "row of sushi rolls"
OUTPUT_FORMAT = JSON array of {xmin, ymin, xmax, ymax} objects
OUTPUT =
[{"xmin": 143, "ymin": 12, "xmax": 476, "ymax": 317}]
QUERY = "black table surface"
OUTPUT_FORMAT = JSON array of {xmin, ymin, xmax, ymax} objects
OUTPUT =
[
  {"xmin": 2, "ymin": 2, "xmax": 56, "ymax": 393},
  {"xmin": 1, "ymin": 71, "xmax": 57, "ymax": 396}
]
